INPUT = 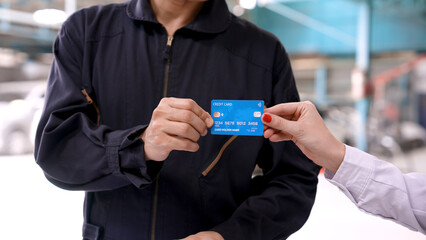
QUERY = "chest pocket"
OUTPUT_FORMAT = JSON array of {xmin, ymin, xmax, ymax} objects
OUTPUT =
[
  {"xmin": 81, "ymin": 89, "xmax": 101, "ymax": 126},
  {"xmin": 201, "ymin": 135, "xmax": 238, "ymax": 177}
]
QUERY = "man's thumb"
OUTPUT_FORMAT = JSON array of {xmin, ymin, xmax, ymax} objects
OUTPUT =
[{"xmin": 262, "ymin": 113, "xmax": 296, "ymax": 135}]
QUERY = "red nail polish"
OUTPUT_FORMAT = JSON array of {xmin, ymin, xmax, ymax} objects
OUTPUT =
[{"xmin": 263, "ymin": 114, "xmax": 272, "ymax": 123}]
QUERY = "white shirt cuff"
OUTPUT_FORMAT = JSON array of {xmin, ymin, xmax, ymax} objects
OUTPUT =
[{"xmin": 325, "ymin": 145, "xmax": 376, "ymax": 202}]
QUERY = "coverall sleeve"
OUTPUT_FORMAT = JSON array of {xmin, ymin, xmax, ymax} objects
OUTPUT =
[
  {"xmin": 212, "ymin": 43, "xmax": 320, "ymax": 239},
  {"xmin": 326, "ymin": 145, "xmax": 426, "ymax": 234},
  {"xmin": 34, "ymin": 18, "xmax": 157, "ymax": 192}
]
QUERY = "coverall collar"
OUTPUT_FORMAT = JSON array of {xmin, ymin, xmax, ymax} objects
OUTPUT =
[{"xmin": 126, "ymin": 0, "xmax": 232, "ymax": 34}]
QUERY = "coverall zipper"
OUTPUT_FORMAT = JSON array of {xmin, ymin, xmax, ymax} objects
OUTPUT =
[
  {"xmin": 151, "ymin": 34, "xmax": 174, "ymax": 240},
  {"xmin": 162, "ymin": 35, "xmax": 174, "ymax": 97}
]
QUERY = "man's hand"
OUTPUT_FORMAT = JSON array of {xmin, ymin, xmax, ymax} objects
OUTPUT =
[
  {"xmin": 179, "ymin": 231, "xmax": 224, "ymax": 240},
  {"xmin": 262, "ymin": 101, "xmax": 345, "ymax": 173},
  {"xmin": 141, "ymin": 98, "xmax": 214, "ymax": 161}
]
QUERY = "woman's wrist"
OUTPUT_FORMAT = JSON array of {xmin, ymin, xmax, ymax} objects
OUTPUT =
[{"xmin": 325, "ymin": 140, "xmax": 346, "ymax": 174}]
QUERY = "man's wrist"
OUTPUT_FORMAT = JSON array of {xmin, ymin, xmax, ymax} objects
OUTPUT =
[{"xmin": 140, "ymin": 130, "xmax": 154, "ymax": 161}]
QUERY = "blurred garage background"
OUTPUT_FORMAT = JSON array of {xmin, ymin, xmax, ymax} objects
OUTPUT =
[{"xmin": 0, "ymin": 0, "xmax": 425, "ymax": 239}]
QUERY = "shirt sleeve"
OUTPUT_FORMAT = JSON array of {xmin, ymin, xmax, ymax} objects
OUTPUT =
[
  {"xmin": 325, "ymin": 145, "xmax": 426, "ymax": 234},
  {"xmin": 34, "ymin": 14, "xmax": 159, "ymax": 192}
]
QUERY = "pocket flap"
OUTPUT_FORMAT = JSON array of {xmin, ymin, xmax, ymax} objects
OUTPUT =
[{"xmin": 82, "ymin": 222, "xmax": 102, "ymax": 240}]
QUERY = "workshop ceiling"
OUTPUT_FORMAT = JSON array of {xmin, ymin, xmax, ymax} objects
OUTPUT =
[
  {"xmin": 0, "ymin": 0, "xmax": 124, "ymax": 54},
  {"xmin": 5, "ymin": 0, "xmax": 121, "ymax": 11},
  {"xmin": 0, "ymin": 0, "xmax": 425, "ymax": 55}
]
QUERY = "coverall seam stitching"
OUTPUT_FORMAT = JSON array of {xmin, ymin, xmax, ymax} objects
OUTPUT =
[
  {"xmin": 223, "ymin": 46, "xmax": 272, "ymax": 72},
  {"xmin": 106, "ymin": 145, "xmax": 121, "ymax": 176}
]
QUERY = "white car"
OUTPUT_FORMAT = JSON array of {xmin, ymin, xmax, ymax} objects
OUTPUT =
[{"xmin": 0, "ymin": 83, "xmax": 45, "ymax": 155}]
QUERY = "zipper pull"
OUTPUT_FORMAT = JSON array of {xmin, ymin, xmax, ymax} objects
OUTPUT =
[
  {"xmin": 167, "ymin": 35, "xmax": 173, "ymax": 46},
  {"xmin": 163, "ymin": 35, "xmax": 174, "ymax": 60},
  {"xmin": 81, "ymin": 89, "xmax": 93, "ymax": 104},
  {"xmin": 81, "ymin": 89, "xmax": 101, "ymax": 126}
]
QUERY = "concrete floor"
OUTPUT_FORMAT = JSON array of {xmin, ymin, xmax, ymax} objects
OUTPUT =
[
  {"xmin": 0, "ymin": 151, "xmax": 425, "ymax": 240},
  {"xmin": 0, "ymin": 154, "xmax": 83, "ymax": 240}
]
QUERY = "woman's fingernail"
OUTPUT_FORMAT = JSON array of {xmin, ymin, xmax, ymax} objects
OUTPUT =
[{"xmin": 263, "ymin": 114, "xmax": 272, "ymax": 123}]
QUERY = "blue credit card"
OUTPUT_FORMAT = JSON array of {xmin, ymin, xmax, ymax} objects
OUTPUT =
[{"xmin": 211, "ymin": 100, "xmax": 264, "ymax": 136}]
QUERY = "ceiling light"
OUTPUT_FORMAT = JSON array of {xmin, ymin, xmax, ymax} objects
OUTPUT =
[
  {"xmin": 233, "ymin": 5, "xmax": 245, "ymax": 16},
  {"xmin": 240, "ymin": 0, "xmax": 257, "ymax": 10},
  {"xmin": 33, "ymin": 9, "xmax": 67, "ymax": 26}
]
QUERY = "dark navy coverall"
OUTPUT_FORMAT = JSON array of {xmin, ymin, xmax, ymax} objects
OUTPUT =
[{"xmin": 35, "ymin": 0, "xmax": 320, "ymax": 239}]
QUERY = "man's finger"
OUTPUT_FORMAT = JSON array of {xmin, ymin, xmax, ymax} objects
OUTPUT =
[
  {"xmin": 163, "ymin": 121, "xmax": 202, "ymax": 142},
  {"xmin": 167, "ymin": 98, "xmax": 213, "ymax": 127},
  {"xmin": 167, "ymin": 108, "xmax": 209, "ymax": 136},
  {"xmin": 166, "ymin": 135, "xmax": 200, "ymax": 152}
]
